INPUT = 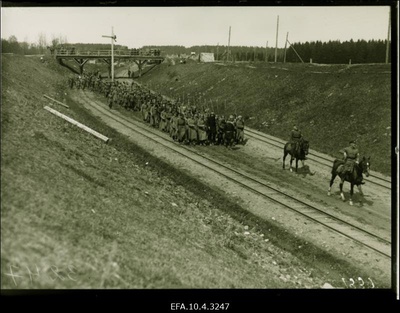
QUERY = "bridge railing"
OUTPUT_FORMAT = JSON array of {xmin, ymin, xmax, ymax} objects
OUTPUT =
[{"xmin": 55, "ymin": 49, "xmax": 162, "ymax": 57}]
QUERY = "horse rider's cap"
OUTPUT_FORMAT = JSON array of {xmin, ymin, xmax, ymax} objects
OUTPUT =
[
  {"xmin": 293, "ymin": 126, "xmax": 298, "ymax": 131},
  {"xmin": 349, "ymin": 140, "xmax": 356, "ymax": 144}
]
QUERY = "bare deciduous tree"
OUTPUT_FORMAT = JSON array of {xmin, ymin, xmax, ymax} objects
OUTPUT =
[
  {"xmin": 51, "ymin": 34, "xmax": 60, "ymax": 48},
  {"xmin": 37, "ymin": 32, "xmax": 47, "ymax": 53}
]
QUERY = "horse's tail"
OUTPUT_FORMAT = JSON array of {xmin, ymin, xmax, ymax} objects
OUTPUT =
[{"xmin": 283, "ymin": 142, "xmax": 290, "ymax": 154}]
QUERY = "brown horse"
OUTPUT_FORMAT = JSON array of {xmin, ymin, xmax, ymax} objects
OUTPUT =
[
  {"xmin": 283, "ymin": 138, "xmax": 309, "ymax": 172},
  {"xmin": 328, "ymin": 156, "xmax": 370, "ymax": 206}
]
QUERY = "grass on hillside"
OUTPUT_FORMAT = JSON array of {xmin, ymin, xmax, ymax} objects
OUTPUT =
[{"xmin": 138, "ymin": 62, "xmax": 392, "ymax": 176}]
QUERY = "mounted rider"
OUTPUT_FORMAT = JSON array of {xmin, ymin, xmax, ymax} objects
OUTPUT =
[
  {"xmin": 290, "ymin": 125, "xmax": 303, "ymax": 154},
  {"xmin": 343, "ymin": 140, "xmax": 359, "ymax": 171},
  {"xmin": 342, "ymin": 140, "xmax": 364, "ymax": 184}
]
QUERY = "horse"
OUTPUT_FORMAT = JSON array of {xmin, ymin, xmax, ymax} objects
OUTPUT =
[
  {"xmin": 283, "ymin": 138, "xmax": 309, "ymax": 172},
  {"xmin": 327, "ymin": 156, "xmax": 370, "ymax": 206}
]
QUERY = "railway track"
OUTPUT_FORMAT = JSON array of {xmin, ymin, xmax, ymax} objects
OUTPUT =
[
  {"xmin": 78, "ymin": 90, "xmax": 391, "ymax": 259},
  {"xmin": 244, "ymin": 128, "xmax": 392, "ymax": 190}
]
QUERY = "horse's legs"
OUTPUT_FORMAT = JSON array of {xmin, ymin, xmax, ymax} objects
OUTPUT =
[
  {"xmin": 339, "ymin": 179, "xmax": 345, "ymax": 201},
  {"xmin": 357, "ymin": 184, "xmax": 364, "ymax": 196},
  {"xmin": 349, "ymin": 183, "xmax": 354, "ymax": 206},
  {"xmin": 295, "ymin": 159, "xmax": 299, "ymax": 172},
  {"xmin": 301, "ymin": 159, "xmax": 305, "ymax": 168},
  {"xmin": 357, "ymin": 184, "xmax": 364, "ymax": 206},
  {"xmin": 283, "ymin": 151, "xmax": 288, "ymax": 169},
  {"xmin": 289, "ymin": 157, "xmax": 294, "ymax": 172},
  {"xmin": 328, "ymin": 174, "xmax": 337, "ymax": 196}
]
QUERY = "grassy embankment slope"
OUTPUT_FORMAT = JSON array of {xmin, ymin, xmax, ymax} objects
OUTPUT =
[{"xmin": 138, "ymin": 62, "xmax": 392, "ymax": 176}]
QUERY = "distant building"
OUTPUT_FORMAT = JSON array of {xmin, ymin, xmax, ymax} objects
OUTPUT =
[{"xmin": 199, "ymin": 52, "xmax": 215, "ymax": 63}]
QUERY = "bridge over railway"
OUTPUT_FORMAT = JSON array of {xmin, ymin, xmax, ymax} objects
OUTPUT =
[{"xmin": 54, "ymin": 49, "xmax": 165, "ymax": 76}]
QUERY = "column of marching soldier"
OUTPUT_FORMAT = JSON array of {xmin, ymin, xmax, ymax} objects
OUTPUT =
[{"xmin": 68, "ymin": 73, "xmax": 245, "ymax": 148}]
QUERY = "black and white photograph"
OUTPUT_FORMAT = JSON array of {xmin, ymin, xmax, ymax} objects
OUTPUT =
[{"xmin": 1, "ymin": 0, "xmax": 398, "ymax": 306}]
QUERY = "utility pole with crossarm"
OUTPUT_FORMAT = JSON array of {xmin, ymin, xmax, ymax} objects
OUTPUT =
[{"xmin": 102, "ymin": 26, "xmax": 117, "ymax": 82}]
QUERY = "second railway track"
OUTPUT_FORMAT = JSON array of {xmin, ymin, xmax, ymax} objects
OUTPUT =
[{"xmin": 77, "ymin": 90, "xmax": 391, "ymax": 259}]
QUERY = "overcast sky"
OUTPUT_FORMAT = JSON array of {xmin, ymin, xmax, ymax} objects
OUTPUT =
[{"xmin": 1, "ymin": 6, "xmax": 391, "ymax": 48}]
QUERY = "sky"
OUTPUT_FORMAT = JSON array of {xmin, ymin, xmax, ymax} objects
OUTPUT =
[{"xmin": 1, "ymin": 6, "xmax": 392, "ymax": 48}]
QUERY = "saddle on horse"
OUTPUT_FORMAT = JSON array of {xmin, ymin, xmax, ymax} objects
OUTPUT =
[
  {"xmin": 336, "ymin": 159, "xmax": 355, "ymax": 176},
  {"xmin": 289, "ymin": 140, "xmax": 302, "ymax": 155}
]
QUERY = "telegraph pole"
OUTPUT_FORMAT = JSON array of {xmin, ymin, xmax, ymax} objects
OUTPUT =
[
  {"xmin": 265, "ymin": 41, "xmax": 268, "ymax": 62},
  {"xmin": 227, "ymin": 26, "xmax": 231, "ymax": 62},
  {"xmin": 287, "ymin": 39, "xmax": 304, "ymax": 63},
  {"xmin": 102, "ymin": 26, "xmax": 117, "ymax": 82},
  {"xmin": 111, "ymin": 27, "xmax": 115, "ymax": 81},
  {"xmin": 274, "ymin": 15, "xmax": 279, "ymax": 63},
  {"xmin": 385, "ymin": 9, "xmax": 391, "ymax": 64},
  {"xmin": 283, "ymin": 32, "xmax": 289, "ymax": 63}
]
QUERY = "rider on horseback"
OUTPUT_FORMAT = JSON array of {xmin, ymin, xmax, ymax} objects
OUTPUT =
[
  {"xmin": 290, "ymin": 125, "xmax": 302, "ymax": 154},
  {"xmin": 343, "ymin": 140, "xmax": 365, "ymax": 184}
]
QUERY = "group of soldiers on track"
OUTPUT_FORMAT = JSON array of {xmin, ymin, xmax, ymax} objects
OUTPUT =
[{"xmin": 67, "ymin": 73, "xmax": 245, "ymax": 148}]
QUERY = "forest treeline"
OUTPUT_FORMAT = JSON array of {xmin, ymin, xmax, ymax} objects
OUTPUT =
[
  {"xmin": 2, "ymin": 35, "xmax": 390, "ymax": 64},
  {"xmin": 286, "ymin": 39, "xmax": 391, "ymax": 64},
  {"xmin": 143, "ymin": 39, "xmax": 391, "ymax": 64}
]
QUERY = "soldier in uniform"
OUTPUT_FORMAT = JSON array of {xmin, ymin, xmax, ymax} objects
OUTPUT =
[
  {"xmin": 170, "ymin": 111, "xmax": 178, "ymax": 140},
  {"xmin": 113, "ymin": 89, "xmax": 120, "ymax": 108},
  {"xmin": 342, "ymin": 140, "xmax": 360, "ymax": 175},
  {"xmin": 134, "ymin": 94, "xmax": 141, "ymax": 111},
  {"xmin": 197, "ymin": 114, "xmax": 208, "ymax": 145},
  {"xmin": 224, "ymin": 115, "xmax": 236, "ymax": 149},
  {"xmin": 216, "ymin": 115, "xmax": 226, "ymax": 145},
  {"xmin": 207, "ymin": 112, "xmax": 217, "ymax": 145},
  {"xmin": 121, "ymin": 92, "xmax": 128, "ymax": 109},
  {"xmin": 128, "ymin": 92, "xmax": 135, "ymax": 110},
  {"xmin": 235, "ymin": 115, "xmax": 245, "ymax": 144},
  {"xmin": 149, "ymin": 101, "xmax": 156, "ymax": 126},
  {"xmin": 108, "ymin": 90, "xmax": 113, "ymax": 109},
  {"xmin": 104, "ymin": 82, "xmax": 111, "ymax": 98},
  {"xmin": 165, "ymin": 106, "xmax": 173, "ymax": 134},
  {"xmin": 177, "ymin": 113, "xmax": 187, "ymax": 143},
  {"xmin": 186, "ymin": 114, "xmax": 198, "ymax": 145},
  {"xmin": 159, "ymin": 108, "xmax": 167, "ymax": 132},
  {"xmin": 290, "ymin": 125, "xmax": 302, "ymax": 154},
  {"xmin": 141, "ymin": 101, "xmax": 148, "ymax": 121},
  {"xmin": 76, "ymin": 76, "xmax": 81, "ymax": 89}
]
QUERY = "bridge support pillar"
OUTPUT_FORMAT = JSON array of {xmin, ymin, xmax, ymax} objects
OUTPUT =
[
  {"xmin": 55, "ymin": 57, "xmax": 79, "ymax": 75},
  {"xmin": 134, "ymin": 60, "xmax": 148, "ymax": 77},
  {"xmin": 73, "ymin": 58, "xmax": 89, "ymax": 75}
]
